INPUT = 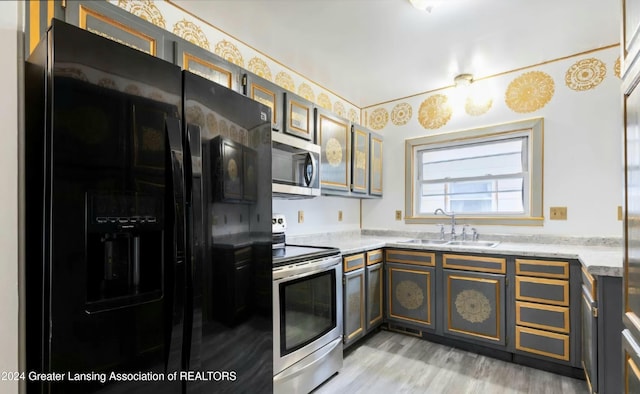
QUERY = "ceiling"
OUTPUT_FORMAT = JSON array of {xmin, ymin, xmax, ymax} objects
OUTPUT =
[{"xmin": 172, "ymin": 0, "xmax": 621, "ymax": 108}]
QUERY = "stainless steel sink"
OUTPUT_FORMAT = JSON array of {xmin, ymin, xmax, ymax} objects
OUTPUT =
[
  {"xmin": 398, "ymin": 239, "xmax": 449, "ymax": 245},
  {"xmin": 445, "ymin": 240, "xmax": 500, "ymax": 248}
]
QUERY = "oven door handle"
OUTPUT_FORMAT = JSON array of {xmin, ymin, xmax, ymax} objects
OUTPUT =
[
  {"xmin": 273, "ymin": 337, "xmax": 342, "ymax": 383},
  {"xmin": 273, "ymin": 256, "xmax": 341, "ymax": 281}
]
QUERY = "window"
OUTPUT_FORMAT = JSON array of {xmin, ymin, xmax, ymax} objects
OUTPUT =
[{"xmin": 405, "ymin": 118, "xmax": 543, "ymax": 226}]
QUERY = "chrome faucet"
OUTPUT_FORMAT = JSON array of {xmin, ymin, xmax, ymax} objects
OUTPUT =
[{"xmin": 434, "ymin": 208, "xmax": 456, "ymax": 239}]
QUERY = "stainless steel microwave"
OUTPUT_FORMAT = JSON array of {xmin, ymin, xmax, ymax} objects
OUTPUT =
[{"xmin": 272, "ymin": 132, "xmax": 321, "ymax": 198}]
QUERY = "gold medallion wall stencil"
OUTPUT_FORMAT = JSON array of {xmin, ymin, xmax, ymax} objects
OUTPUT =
[
  {"xmin": 333, "ymin": 102, "xmax": 346, "ymax": 117},
  {"xmin": 219, "ymin": 119, "xmax": 229, "ymax": 137},
  {"xmin": 98, "ymin": 78, "xmax": 117, "ymax": 90},
  {"xmin": 317, "ymin": 93, "xmax": 332, "ymax": 110},
  {"xmin": 465, "ymin": 96, "xmax": 493, "ymax": 116},
  {"xmin": 117, "ymin": 0, "xmax": 166, "ymax": 28},
  {"xmin": 173, "ymin": 20, "xmax": 210, "ymax": 50},
  {"xmin": 505, "ymin": 71, "xmax": 554, "ymax": 113},
  {"xmin": 298, "ymin": 83, "xmax": 315, "ymax": 102},
  {"xmin": 325, "ymin": 138, "xmax": 343, "ymax": 167},
  {"xmin": 206, "ymin": 113, "xmax": 219, "ymax": 135},
  {"xmin": 396, "ymin": 280, "xmax": 424, "ymax": 310},
  {"xmin": 615, "ymin": 56, "xmax": 621, "ymax": 78},
  {"xmin": 369, "ymin": 107, "xmax": 389, "ymax": 130},
  {"xmin": 348, "ymin": 109, "xmax": 359, "ymax": 124},
  {"xmin": 125, "ymin": 84, "xmax": 141, "ymax": 96},
  {"xmin": 214, "ymin": 40, "xmax": 244, "ymax": 67},
  {"xmin": 186, "ymin": 105, "xmax": 204, "ymax": 128},
  {"xmin": 565, "ymin": 58, "xmax": 606, "ymax": 91},
  {"xmin": 418, "ymin": 94, "xmax": 452, "ymax": 129},
  {"xmin": 455, "ymin": 289, "xmax": 491, "ymax": 323},
  {"xmin": 275, "ymin": 72, "xmax": 295, "ymax": 91},
  {"xmin": 391, "ymin": 102, "xmax": 412, "ymax": 126},
  {"xmin": 247, "ymin": 57, "xmax": 272, "ymax": 81}
]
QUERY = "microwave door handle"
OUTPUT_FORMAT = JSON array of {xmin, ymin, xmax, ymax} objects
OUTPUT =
[{"xmin": 304, "ymin": 152, "xmax": 317, "ymax": 186}]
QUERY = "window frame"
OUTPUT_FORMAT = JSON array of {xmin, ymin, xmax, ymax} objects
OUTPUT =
[{"xmin": 404, "ymin": 118, "xmax": 544, "ymax": 226}]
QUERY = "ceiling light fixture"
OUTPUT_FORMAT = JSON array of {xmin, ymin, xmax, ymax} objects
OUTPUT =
[
  {"xmin": 409, "ymin": 0, "xmax": 439, "ymax": 13},
  {"xmin": 454, "ymin": 74, "xmax": 474, "ymax": 88}
]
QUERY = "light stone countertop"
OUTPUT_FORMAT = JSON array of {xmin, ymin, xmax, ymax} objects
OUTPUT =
[{"xmin": 287, "ymin": 230, "xmax": 623, "ymax": 277}]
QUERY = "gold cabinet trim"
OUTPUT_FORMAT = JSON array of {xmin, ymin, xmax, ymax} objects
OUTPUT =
[
  {"xmin": 515, "ymin": 326, "xmax": 570, "ymax": 361},
  {"xmin": 446, "ymin": 275, "xmax": 501, "ymax": 342},
  {"xmin": 366, "ymin": 249, "xmax": 383, "ymax": 265},
  {"xmin": 346, "ymin": 272, "xmax": 365, "ymax": 340},
  {"xmin": 442, "ymin": 254, "xmax": 506, "ymax": 274},
  {"xmin": 352, "ymin": 128, "xmax": 368, "ymax": 192},
  {"xmin": 385, "ymin": 249, "xmax": 435, "ymax": 266},
  {"xmin": 515, "ymin": 276, "xmax": 570, "ymax": 306},
  {"xmin": 183, "ymin": 53, "xmax": 233, "ymax": 88},
  {"xmin": 368, "ymin": 264, "xmax": 383, "ymax": 326},
  {"xmin": 515, "ymin": 301, "xmax": 570, "ymax": 333},
  {"xmin": 288, "ymin": 99, "xmax": 311, "ymax": 136},
  {"xmin": 388, "ymin": 267, "xmax": 432, "ymax": 325},
  {"xmin": 370, "ymin": 136, "xmax": 383, "ymax": 194},
  {"xmin": 79, "ymin": 5, "xmax": 156, "ymax": 55},
  {"xmin": 581, "ymin": 266, "xmax": 597, "ymax": 301},
  {"xmin": 344, "ymin": 253, "xmax": 365, "ymax": 273},
  {"xmin": 249, "ymin": 83, "xmax": 277, "ymax": 123},
  {"xmin": 515, "ymin": 258, "xmax": 569, "ymax": 279},
  {"xmin": 626, "ymin": 352, "xmax": 640, "ymax": 393}
]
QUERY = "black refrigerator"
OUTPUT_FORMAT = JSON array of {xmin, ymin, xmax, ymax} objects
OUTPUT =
[{"xmin": 25, "ymin": 19, "xmax": 272, "ymax": 394}]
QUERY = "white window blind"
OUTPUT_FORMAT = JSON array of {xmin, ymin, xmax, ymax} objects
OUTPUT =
[{"xmin": 416, "ymin": 136, "xmax": 529, "ymax": 215}]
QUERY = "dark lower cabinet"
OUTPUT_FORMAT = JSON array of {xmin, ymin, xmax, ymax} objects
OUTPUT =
[
  {"xmin": 443, "ymin": 269, "xmax": 506, "ymax": 346},
  {"xmin": 386, "ymin": 262, "xmax": 435, "ymax": 331},
  {"xmin": 211, "ymin": 246, "xmax": 253, "ymax": 326},
  {"xmin": 366, "ymin": 262, "xmax": 383, "ymax": 331},
  {"xmin": 582, "ymin": 271, "xmax": 622, "ymax": 394},
  {"xmin": 343, "ymin": 267, "xmax": 365, "ymax": 347}
]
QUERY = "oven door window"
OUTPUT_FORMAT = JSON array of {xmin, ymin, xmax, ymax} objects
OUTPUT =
[{"xmin": 279, "ymin": 270, "xmax": 336, "ymax": 355}]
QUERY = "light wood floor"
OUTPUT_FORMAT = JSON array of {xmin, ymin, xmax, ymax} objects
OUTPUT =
[{"xmin": 314, "ymin": 330, "xmax": 589, "ymax": 394}]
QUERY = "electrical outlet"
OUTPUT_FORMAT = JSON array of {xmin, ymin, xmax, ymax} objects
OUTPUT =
[
  {"xmin": 550, "ymin": 207, "xmax": 567, "ymax": 220},
  {"xmin": 298, "ymin": 210, "xmax": 304, "ymax": 223},
  {"xmin": 395, "ymin": 210, "xmax": 402, "ymax": 221},
  {"xmin": 619, "ymin": 205, "xmax": 623, "ymax": 221},
  {"xmin": 338, "ymin": 210, "xmax": 343, "ymax": 221}
]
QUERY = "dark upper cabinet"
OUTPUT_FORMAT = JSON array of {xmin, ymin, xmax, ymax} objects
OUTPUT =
[
  {"xmin": 284, "ymin": 92, "xmax": 315, "ymax": 141},
  {"xmin": 316, "ymin": 107, "xmax": 351, "ymax": 193},
  {"xmin": 64, "ymin": 0, "xmax": 172, "ymax": 61},
  {"xmin": 210, "ymin": 136, "xmax": 257, "ymax": 203},
  {"xmin": 351, "ymin": 124, "xmax": 369, "ymax": 194},
  {"xmin": 175, "ymin": 40, "xmax": 242, "ymax": 93},
  {"xmin": 369, "ymin": 131, "xmax": 383, "ymax": 196},
  {"xmin": 243, "ymin": 72, "xmax": 284, "ymax": 133}
]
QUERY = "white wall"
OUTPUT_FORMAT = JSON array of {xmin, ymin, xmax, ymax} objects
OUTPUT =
[
  {"xmin": 0, "ymin": 1, "xmax": 20, "ymax": 393},
  {"xmin": 362, "ymin": 46, "xmax": 623, "ymax": 238},
  {"xmin": 273, "ymin": 196, "xmax": 361, "ymax": 236}
]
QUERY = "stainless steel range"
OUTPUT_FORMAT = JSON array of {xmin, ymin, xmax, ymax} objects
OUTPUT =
[{"xmin": 272, "ymin": 234, "xmax": 343, "ymax": 393}]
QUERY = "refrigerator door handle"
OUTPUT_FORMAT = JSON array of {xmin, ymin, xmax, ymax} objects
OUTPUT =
[
  {"xmin": 166, "ymin": 117, "xmax": 186, "ymax": 264},
  {"xmin": 184, "ymin": 124, "xmax": 195, "ymax": 207}
]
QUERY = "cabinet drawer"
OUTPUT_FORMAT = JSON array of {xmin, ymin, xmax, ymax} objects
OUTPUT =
[
  {"xmin": 442, "ymin": 254, "xmax": 506, "ymax": 274},
  {"xmin": 516, "ymin": 301, "xmax": 570, "ymax": 333},
  {"xmin": 581, "ymin": 266, "xmax": 597, "ymax": 301},
  {"xmin": 516, "ymin": 276, "xmax": 569, "ymax": 306},
  {"xmin": 367, "ymin": 249, "xmax": 383, "ymax": 265},
  {"xmin": 515, "ymin": 258, "xmax": 569, "ymax": 279},
  {"xmin": 516, "ymin": 326, "xmax": 570, "ymax": 361},
  {"xmin": 386, "ymin": 249, "xmax": 435, "ymax": 266},
  {"xmin": 344, "ymin": 253, "xmax": 365, "ymax": 273}
]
